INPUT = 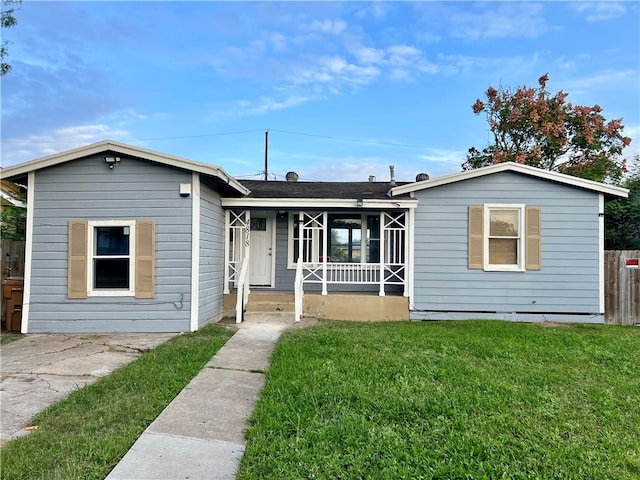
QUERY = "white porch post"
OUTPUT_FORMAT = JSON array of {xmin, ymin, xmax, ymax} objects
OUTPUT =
[
  {"xmin": 379, "ymin": 212, "xmax": 385, "ymax": 296},
  {"xmin": 244, "ymin": 211, "xmax": 251, "ymax": 296},
  {"xmin": 297, "ymin": 211, "xmax": 302, "ymax": 265},
  {"xmin": 407, "ymin": 207, "xmax": 415, "ymax": 301},
  {"xmin": 223, "ymin": 210, "xmax": 231, "ymax": 294},
  {"xmin": 322, "ymin": 211, "xmax": 328, "ymax": 295}
]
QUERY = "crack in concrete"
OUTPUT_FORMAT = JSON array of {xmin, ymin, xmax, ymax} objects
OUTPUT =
[{"xmin": 207, "ymin": 366, "xmax": 265, "ymax": 374}]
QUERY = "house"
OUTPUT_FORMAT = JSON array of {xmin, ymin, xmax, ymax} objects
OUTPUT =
[{"xmin": 0, "ymin": 140, "xmax": 628, "ymax": 333}]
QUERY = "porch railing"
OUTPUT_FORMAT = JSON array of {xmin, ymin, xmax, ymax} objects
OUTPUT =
[
  {"xmin": 235, "ymin": 255, "xmax": 250, "ymax": 324},
  {"xmin": 294, "ymin": 257, "xmax": 304, "ymax": 322},
  {"xmin": 303, "ymin": 262, "xmax": 381, "ymax": 284}
]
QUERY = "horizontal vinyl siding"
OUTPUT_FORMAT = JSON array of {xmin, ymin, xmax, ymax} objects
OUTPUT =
[
  {"xmin": 27, "ymin": 155, "xmax": 193, "ymax": 333},
  {"xmin": 274, "ymin": 215, "xmax": 295, "ymax": 290},
  {"xmin": 412, "ymin": 172, "xmax": 601, "ymax": 318},
  {"xmin": 198, "ymin": 181, "xmax": 225, "ymax": 327}
]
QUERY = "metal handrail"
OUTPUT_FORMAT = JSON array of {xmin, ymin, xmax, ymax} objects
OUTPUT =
[
  {"xmin": 294, "ymin": 256, "xmax": 303, "ymax": 322},
  {"xmin": 235, "ymin": 255, "xmax": 250, "ymax": 324}
]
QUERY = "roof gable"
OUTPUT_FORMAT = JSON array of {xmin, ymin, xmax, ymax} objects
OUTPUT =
[
  {"xmin": 389, "ymin": 162, "xmax": 628, "ymax": 198},
  {"xmin": 1, "ymin": 140, "xmax": 249, "ymax": 196}
]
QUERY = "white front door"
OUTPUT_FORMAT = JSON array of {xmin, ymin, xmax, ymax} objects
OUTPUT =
[{"xmin": 249, "ymin": 214, "xmax": 273, "ymax": 286}]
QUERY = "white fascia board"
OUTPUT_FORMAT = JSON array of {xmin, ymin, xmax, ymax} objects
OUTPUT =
[
  {"xmin": 389, "ymin": 162, "xmax": 629, "ymax": 198},
  {"xmin": 220, "ymin": 198, "xmax": 419, "ymax": 209},
  {"xmin": 1, "ymin": 140, "xmax": 250, "ymax": 196}
]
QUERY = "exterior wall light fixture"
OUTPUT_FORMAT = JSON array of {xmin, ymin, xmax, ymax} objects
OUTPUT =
[{"xmin": 104, "ymin": 156, "xmax": 121, "ymax": 169}]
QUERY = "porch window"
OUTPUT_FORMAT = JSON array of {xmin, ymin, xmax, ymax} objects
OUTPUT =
[
  {"xmin": 329, "ymin": 215, "xmax": 361, "ymax": 263},
  {"xmin": 288, "ymin": 213, "xmax": 381, "ymax": 267},
  {"xmin": 291, "ymin": 215, "xmax": 323, "ymax": 264}
]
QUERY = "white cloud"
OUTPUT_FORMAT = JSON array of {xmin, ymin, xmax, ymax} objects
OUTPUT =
[
  {"xmin": 2, "ymin": 124, "xmax": 132, "ymax": 167},
  {"xmin": 232, "ymin": 94, "xmax": 312, "ymax": 116},
  {"xmin": 450, "ymin": 3, "xmax": 546, "ymax": 40},
  {"xmin": 571, "ymin": 2, "xmax": 627, "ymax": 22},
  {"xmin": 353, "ymin": 47, "xmax": 385, "ymax": 65},
  {"xmin": 303, "ymin": 157, "xmax": 394, "ymax": 182},
  {"xmin": 563, "ymin": 69, "xmax": 638, "ymax": 96},
  {"xmin": 308, "ymin": 18, "xmax": 347, "ymax": 35}
]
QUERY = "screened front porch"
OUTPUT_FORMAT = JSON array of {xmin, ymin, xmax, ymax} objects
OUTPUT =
[{"xmin": 223, "ymin": 208, "xmax": 415, "ymax": 322}]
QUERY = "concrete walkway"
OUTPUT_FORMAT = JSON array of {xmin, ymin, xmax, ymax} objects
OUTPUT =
[
  {"xmin": 1, "ymin": 333, "xmax": 176, "ymax": 445},
  {"xmin": 106, "ymin": 319, "xmax": 306, "ymax": 480}
]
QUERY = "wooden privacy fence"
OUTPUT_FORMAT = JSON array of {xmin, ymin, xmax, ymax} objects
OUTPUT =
[
  {"xmin": 605, "ymin": 250, "xmax": 640, "ymax": 325},
  {"xmin": 1, "ymin": 240, "xmax": 25, "ymax": 278}
]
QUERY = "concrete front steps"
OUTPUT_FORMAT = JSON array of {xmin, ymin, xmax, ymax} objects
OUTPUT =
[{"xmin": 243, "ymin": 292, "xmax": 295, "ymax": 323}]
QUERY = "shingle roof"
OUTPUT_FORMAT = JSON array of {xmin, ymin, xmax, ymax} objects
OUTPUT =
[{"xmin": 239, "ymin": 180, "xmax": 411, "ymax": 199}]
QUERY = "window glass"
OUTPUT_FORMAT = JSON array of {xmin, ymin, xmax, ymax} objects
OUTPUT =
[
  {"xmin": 367, "ymin": 216, "xmax": 380, "ymax": 263},
  {"xmin": 94, "ymin": 258, "xmax": 129, "ymax": 288},
  {"xmin": 250, "ymin": 218, "xmax": 267, "ymax": 231},
  {"xmin": 490, "ymin": 210, "xmax": 519, "ymax": 236},
  {"xmin": 329, "ymin": 216, "xmax": 361, "ymax": 263},
  {"xmin": 486, "ymin": 207, "xmax": 522, "ymax": 268},
  {"xmin": 96, "ymin": 226, "xmax": 129, "ymax": 255},
  {"xmin": 92, "ymin": 225, "xmax": 132, "ymax": 290}
]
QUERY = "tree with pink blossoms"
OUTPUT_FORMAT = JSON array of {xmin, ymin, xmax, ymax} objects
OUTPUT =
[{"xmin": 464, "ymin": 73, "xmax": 632, "ymax": 184}]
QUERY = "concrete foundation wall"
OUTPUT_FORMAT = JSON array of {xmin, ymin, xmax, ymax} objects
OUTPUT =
[
  {"xmin": 224, "ymin": 292, "xmax": 409, "ymax": 322},
  {"xmin": 304, "ymin": 293, "xmax": 409, "ymax": 321}
]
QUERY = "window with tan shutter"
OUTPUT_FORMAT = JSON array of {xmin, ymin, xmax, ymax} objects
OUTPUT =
[
  {"xmin": 68, "ymin": 220, "xmax": 155, "ymax": 298},
  {"xmin": 468, "ymin": 205, "xmax": 541, "ymax": 271}
]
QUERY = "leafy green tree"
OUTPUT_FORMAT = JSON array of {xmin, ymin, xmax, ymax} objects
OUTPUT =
[
  {"xmin": 464, "ymin": 73, "xmax": 632, "ymax": 184},
  {"xmin": 605, "ymin": 156, "xmax": 640, "ymax": 250},
  {"xmin": 1, "ymin": 0, "xmax": 21, "ymax": 76}
]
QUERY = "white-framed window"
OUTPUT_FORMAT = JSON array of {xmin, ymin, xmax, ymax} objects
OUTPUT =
[
  {"xmin": 287, "ymin": 213, "xmax": 381, "ymax": 267},
  {"xmin": 484, "ymin": 204, "xmax": 525, "ymax": 271},
  {"xmin": 87, "ymin": 220, "xmax": 136, "ymax": 296}
]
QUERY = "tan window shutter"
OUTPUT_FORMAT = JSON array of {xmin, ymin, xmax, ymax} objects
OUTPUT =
[
  {"xmin": 468, "ymin": 206, "xmax": 484, "ymax": 269},
  {"xmin": 135, "ymin": 220, "xmax": 156, "ymax": 299},
  {"xmin": 525, "ymin": 207, "xmax": 541, "ymax": 270},
  {"xmin": 68, "ymin": 221, "xmax": 88, "ymax": 298}
]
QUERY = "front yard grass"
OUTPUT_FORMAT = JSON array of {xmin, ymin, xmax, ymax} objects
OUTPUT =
[
  {"xmin": 0, "ymin": 324, "xmax": 234, "ymax": 480},
  {"xmin": 238, "ymin": 320, "xmax": 640, "ymax": 479}
]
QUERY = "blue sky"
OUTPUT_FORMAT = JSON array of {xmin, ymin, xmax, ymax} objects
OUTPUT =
[{"xmin": 1, "ymin": 1, "xmax": 639, "ymax": 182}]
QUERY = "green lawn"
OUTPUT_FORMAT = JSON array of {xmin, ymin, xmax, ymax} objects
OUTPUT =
[
  {"xmin": 238, "ymin": 320, "xmax": 640, "ymax": 479},
  {"xmin": 0, "ymin": 331, "xmax": 24, "ymax": 345},
  {"xmin": 0, "ymin": 324, "xmax": 234, "ymax": 480}
]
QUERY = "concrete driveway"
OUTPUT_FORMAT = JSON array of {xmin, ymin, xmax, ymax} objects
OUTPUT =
[{"xmin": 0, "ymin": 333, "xmax": 176, "ymax": 445}]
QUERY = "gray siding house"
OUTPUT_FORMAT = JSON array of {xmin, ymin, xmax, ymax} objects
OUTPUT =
[
  {"xmin": 1, "ymin": 141, "xmax": 628, "ymax": 333},
  {"xmin": 2, "ymin": 141, "xmax": 248, "ymax": 332}
]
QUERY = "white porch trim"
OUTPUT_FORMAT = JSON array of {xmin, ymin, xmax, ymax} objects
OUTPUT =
[
  {"xmin": 190, "ymin": 172, "xmax": 201, "ymax": 332},
  {"xmin": 598, "ymin": 193, "xmax": 605, "ymax": 314},
  {"xmin": 20, "ymin": 171, "xmax": 35, "ymax": 333},
  {"xmin": 222, "ymin": 198, "xmax": 418, "ymax": 209}
]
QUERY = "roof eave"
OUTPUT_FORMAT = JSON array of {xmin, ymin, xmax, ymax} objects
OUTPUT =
[
  {"xmin": 1, "ymin": 140, "xmax": 250, "ymax": 196},
  {"xmin": 388, "ymin": 162, "xmax": 629, "ymax": 198},
  {"xmin": 221, "ymin": 197, "xmax": 418, "ymax": 209}
]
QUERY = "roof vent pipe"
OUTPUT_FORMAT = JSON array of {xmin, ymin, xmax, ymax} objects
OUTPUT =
[
  {"xmin": 416, "ymin": 173, "xmax": 430, "ymax": 182},
  {"xmin": 368, "ymin": 175, "xmax": 376, "ymax": 183},
  {"xmin": 285, "ymin": 171, "xmax": 299, "ymax": 182},
  {"xmin": 389, "ymin": 165, "xmax": 396, "ymax": 186}
]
